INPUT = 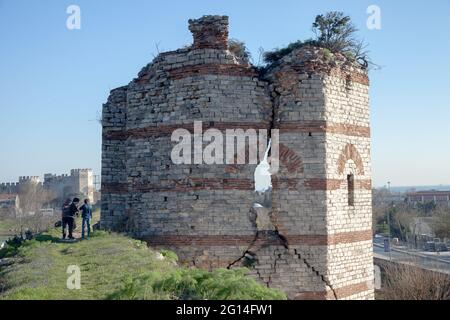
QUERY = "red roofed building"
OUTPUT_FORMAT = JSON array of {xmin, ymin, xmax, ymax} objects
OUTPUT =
[{"xmin": 406, "ymin": 190, "xmax": 450, "ymax": 207}]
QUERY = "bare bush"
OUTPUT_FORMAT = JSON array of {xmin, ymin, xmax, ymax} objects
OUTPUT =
[
  {"xmin": 381, "ymin": 262, "xmax": 450, "ymax": 300},
  {"xmin": 13, "ymin": 182, "xmax": 57, "ymax": 236},
  {"xmin": 431, "ymin": 207, "xmax": 450, "ymax": 239},
  {"xmin": 228, "ymin": 38, "xmax": 251, "ymax": 64}
]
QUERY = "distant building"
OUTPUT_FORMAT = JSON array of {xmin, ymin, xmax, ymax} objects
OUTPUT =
[
  {"xmin": 372, "ymin": 188, "xmax": 406, "ymax": 206},
  {"xmin": 407, "ymin": 190, "xmax": 450, "ymax": 207},
  {"xmin": 43, "ymin": 169, "xmax": 94, "ymax": 203},
  {"xmin": 0, "ymin": 169, "xmax": 95, "ymax": 208},
  {"xmin": 0, "ymin": 193, "xmax": 20, "ymax": 215}
]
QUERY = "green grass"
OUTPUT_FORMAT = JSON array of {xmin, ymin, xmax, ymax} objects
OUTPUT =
[
  {"xmin": 0, "ymin": 230, "xmax": 169, "ymax": 299},
  {"xmin": 0, "ymin": 217, "xmax": 17, "ymax": 242},
  {"xmin": 0, "ymin": 225, "xmax": 286, "ymax": 300}
]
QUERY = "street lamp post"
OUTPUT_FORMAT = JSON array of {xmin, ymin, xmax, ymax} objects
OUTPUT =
[
  {"xmin": 387, "ymin": 181, "xmax": 392, "ymax": 261},
  {"xmin": 387, "ymin": 209, "xmax": 392, "ymax": 261}
]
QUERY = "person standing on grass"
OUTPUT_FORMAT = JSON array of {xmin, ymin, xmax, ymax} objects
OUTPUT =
[
  {"xmin": 67, "ymin": 197, "xmax": 80, "ymax": 239},
  {"xmin": 61, "ymin": 198, "xmax": 72, "ymax": 240},
  {"xmin": 79, "ymin": 199, "xmax": 92, "ymax": 239}
]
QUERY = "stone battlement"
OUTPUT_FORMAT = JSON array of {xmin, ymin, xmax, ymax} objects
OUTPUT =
[
  {"xmin": 18, "ymin": 176, "xmax": 40, "ymax": 183},
  {"xmin": 44, "ymin": 169, "xmax": 93, "ymax": 182},
  {"xmin": 0, "ymin": 169, "xmax": 94, "ymax": 204},
  {"xmin": 70, "ymin": 168, "xmax": 92, "ymax": 175},
  {"xmin": 43, "ymin": 169, "xmax": 94, "ymax": 203},
  {"xmin": 44, "ymin": 173, "xmax": 70, "ymax": 182},
  {"xmin": 0, "ymin": 182, "xmax": 20, "ymax": 187}
]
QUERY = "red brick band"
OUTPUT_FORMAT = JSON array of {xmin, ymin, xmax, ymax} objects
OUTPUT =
[
  {"xmin": 102, "ymin": 121, "xmax": 270, "ymax": 141},
  {"xmin": 275, "ymin": 120, "xmax": 370, "ymax": 138},
  {"xmin": 357, "ymin": 179, "xmax": 372, "ymax": 190},
  {"xmin": 294, "ymin": 280, "xmax": 371, "ymax": 300},
  {"xmin": 332, "ymin": 69, "xmax": 370, "ymax": 86},
  {"xmin": 168, "ymin": 63, "xmax": 257, "ymax": 80},
  {"xmin": 143, "ymin": 230, "xmax": 372, "ymax": 247},
  {"xmin": 102, "ymin": 178, "xmax": 372, "ymax": 194},
  {"xmin": 303, "ymin": 178, "xmax": 343, "ymax": 191},
  {"xmin": 289, "ymin": 63, "xmax": 369, "ymax": 86},
  {"xmin": 134, "ymin": 178, "xmax": 254, "ymax": 192},
  {"xmin": 102, "ymin": 179, "xmax": 254, "ymax": 193},
  {"xmin": 286, "ymin": 230, "xmax": 373, "ymax": 246},
  {"xmin": 134, "ymin": 62, "xmax": 255, "ymax": 84},
  {"xmin": 103, "ymin": 121, "xmax": 370, "ymax": 141},
  {"xmin": 275, "ymin": 178, "xmax": 372, "ymax": 191},
  {"xmin": 303, "ymin": 178, "xmax": 372, "ymax": 191},
  {"xmin": 102, "ymin": 178, "xmax": 371, "ymax": 194},
  {"xmin": 102, "ymin": 130, "xmax": 128, "ymax": 141},
  {"xmin": 101, "ymin": 182, "xmax": 128, "ymax": 194}
]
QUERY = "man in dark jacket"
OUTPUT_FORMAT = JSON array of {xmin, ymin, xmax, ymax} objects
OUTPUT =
[
  {"xmin": 61, "ymin": 198, "xmax": 71, "ymax": 239},
  {"xmin": 62, "ymin": 197, "xmax": 80, "ymax": 240}
]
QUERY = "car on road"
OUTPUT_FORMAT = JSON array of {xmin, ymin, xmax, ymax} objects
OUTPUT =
[{"xmin": 424, "ymin": 241, "xmax": 448, "ymax": 252}]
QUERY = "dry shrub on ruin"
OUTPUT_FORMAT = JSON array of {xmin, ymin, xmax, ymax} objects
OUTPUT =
[
  {"xmin": 382, "ymin": 262, "xmax": 450, "ymax": 300},
  {"xmin": 228, "ymin": 38, "xmax": 251, "ymax": 64}
]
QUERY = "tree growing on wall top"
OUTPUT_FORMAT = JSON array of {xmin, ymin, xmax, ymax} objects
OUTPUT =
[
  {"xmin": 312, "ymin": 12, "xmax": 356, "ymax": 53},
  {"xmin": 312, "ymin": 11, "xmax": 370, "ymax": 67},
  {"xmin": 263, "ymin": 11, "xmax": 372, "ymax": 68}
]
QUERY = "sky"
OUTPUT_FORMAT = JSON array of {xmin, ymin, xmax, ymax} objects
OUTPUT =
[{"xmin": 0, "ymin": 0, "xmax": 449, "ymax": 187}]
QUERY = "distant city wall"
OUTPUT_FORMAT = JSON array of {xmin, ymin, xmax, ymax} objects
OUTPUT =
[{"xmin": 0, "ymin": 169, "xmax": 94, "ymax": 204}]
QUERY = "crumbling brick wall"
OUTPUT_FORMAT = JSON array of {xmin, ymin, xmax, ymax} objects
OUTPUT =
[
  {"xmin": 101, "ymin": 15, "xmax": 374, "ymax": 300},
  {"xmin": 263, "ymin": 47, "xmax": 374, "ymax": 299}
]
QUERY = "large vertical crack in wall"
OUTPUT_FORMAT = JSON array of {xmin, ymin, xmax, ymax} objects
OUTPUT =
[
  {"xmin": 227, "ymin": 201, "xmax": 337, "ymax": 298},
  {"xmin": 269, "ymin": 215, "xmax": 338, "ymax": 298},
  {"xmin": 226, "ymin": 74, "xmax": 339, "ymax": 299},
  {"xmin": 226, "ymin": 207, "xmax": 260, "ymax": 269}
]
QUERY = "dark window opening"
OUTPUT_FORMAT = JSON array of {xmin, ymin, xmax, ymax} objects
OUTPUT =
[
  {"xmin": 347, "ymin": 174, "xmax": 355, "ymax": 206},
  {"xmin": 345, "ymin": 74, "xmax": 352, "ymax": 92},
  {"xmin": 164, "ymin": 196, "xmax": 168, "ymax": 202}
]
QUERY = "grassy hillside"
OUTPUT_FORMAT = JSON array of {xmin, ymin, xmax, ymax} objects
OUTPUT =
[{"xmin": 0, "ymin": 221, "xmax": 286, "ymax": 300}]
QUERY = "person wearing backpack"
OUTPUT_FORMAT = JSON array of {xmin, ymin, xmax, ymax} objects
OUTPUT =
[{"xmin": 79, "ymin": 199, "xmax": 92, "ymax": 239}]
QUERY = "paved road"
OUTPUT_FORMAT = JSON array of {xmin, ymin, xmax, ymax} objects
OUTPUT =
[{"xmin": 373, "ymin": 241, "xmax": 450, "ymax": 274}]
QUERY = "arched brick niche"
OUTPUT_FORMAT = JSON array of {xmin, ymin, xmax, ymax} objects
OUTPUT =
[{"xmin": 337, "ymin": 143, "xmax": 364, "ymax": 176}]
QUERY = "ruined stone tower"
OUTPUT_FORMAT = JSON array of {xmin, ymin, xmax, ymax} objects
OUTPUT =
[{"xmin": 101, "ymin": 15, "xmax": 374, "ymax": 299}]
